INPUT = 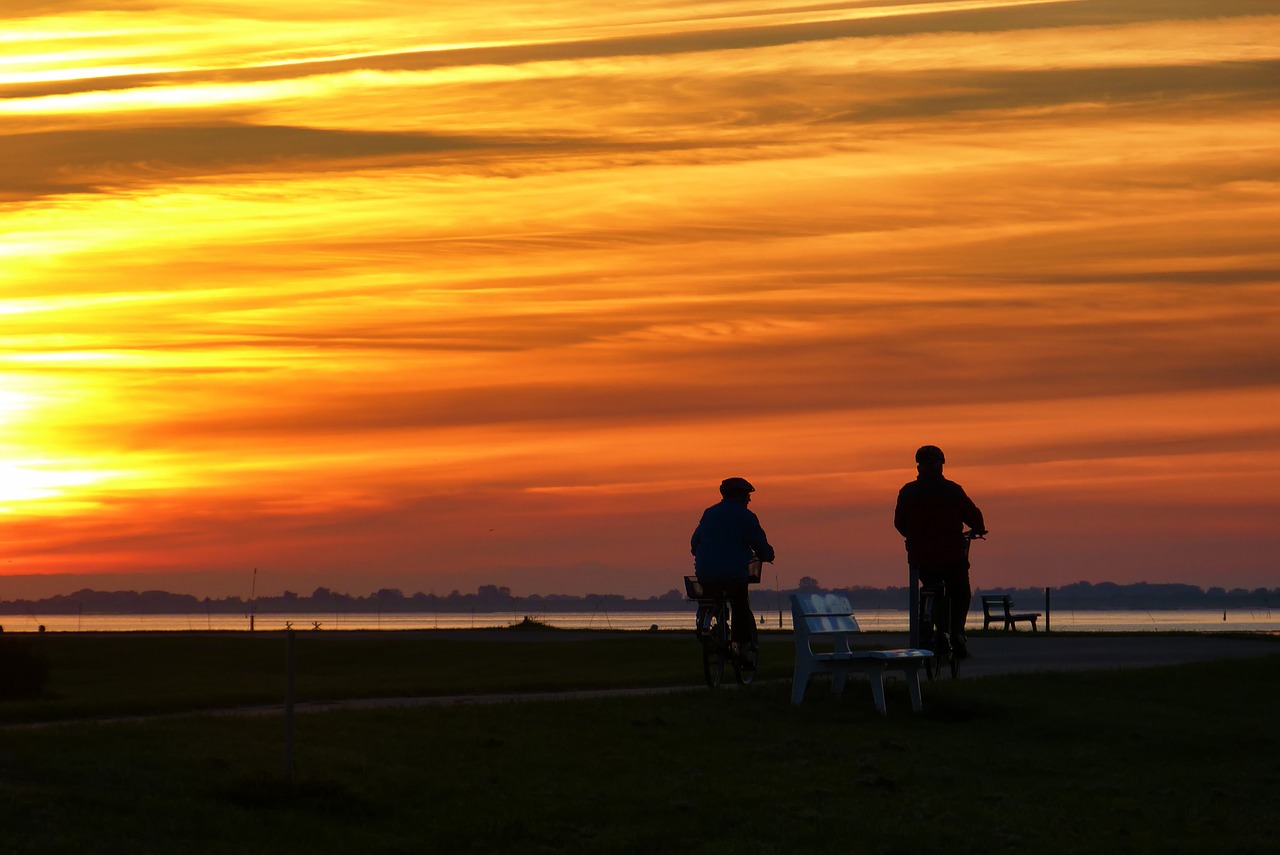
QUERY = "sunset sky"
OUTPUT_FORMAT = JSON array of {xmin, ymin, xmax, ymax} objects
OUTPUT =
[{"xmin": 2, "ymin": 0, "xmax": 1278, "ymax": 600}]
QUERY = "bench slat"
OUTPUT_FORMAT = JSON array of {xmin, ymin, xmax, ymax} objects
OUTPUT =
[{"xmin": 801, "ymin": 614, "xmax": 861, "ymax": 634}]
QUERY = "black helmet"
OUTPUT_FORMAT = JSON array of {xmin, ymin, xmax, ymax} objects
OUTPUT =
[
  {"xmin": 915, "ymin": 445, "xmax": 945, "ymax": 465},
  {"xmin": 719, "ymin": 477, "xmax": 756, "ymax": 495}
]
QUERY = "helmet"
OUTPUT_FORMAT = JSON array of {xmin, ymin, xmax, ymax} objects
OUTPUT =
[
  {"xmin": 915, "ymin": 445, "xmax": 945, "ymax": 465},
  {"xmin": 719, "ymin": 477, "xmax": 756, "ymax": 496}
]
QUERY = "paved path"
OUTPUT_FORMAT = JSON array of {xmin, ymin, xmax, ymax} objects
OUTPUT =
[{"xmin": 886, "ymin": 631, "xmax": 1280, "ymax": 678}]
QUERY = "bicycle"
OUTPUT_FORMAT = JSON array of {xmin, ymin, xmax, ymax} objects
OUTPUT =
[
  {"xmin": 918, "ymin": 529, "xmax": 984, "ymax": 680},
  {"xmin": 684, "ymin": 558, "xmax": 762, "ymax": 688}
]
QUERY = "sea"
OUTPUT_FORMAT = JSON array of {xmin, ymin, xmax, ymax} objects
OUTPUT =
[{"xmin": 4, "ymin": 608, "xmax": 1278, "ymax": 634}]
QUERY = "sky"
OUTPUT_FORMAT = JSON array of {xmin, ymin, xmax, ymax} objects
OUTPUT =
[{"xmin": 2, "ymin": 0, "xmax": 1278, "ymax": 600}]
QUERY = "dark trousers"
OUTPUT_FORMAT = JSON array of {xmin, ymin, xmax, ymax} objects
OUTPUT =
[
  {"xmin": 725, "ymin": 582, "xmax": 756, "ymax": 646},
  {"xmin": 916, "ymin": 562, "xmax": 972, "ymax": 638}
]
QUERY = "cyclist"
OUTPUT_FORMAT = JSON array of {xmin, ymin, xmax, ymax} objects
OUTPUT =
[
  {"xmin": 894, "ymin": 446, "xmax": 986, "ymax": 659},
  {"xmin": 691, "ymin": 477, "xmax": 775, "ymax": 666}
]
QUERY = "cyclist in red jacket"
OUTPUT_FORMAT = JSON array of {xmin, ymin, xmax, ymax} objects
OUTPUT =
[{"xmin": 894, "ymin": 446, "xmax": 986, "ymax": 658}]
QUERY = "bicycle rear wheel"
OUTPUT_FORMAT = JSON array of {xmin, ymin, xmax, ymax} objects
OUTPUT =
[
  {"xmin": 702, "ymin": 607, "xmax": 727, "ymax": 688},
  {"xmin": 928, "ymin": 629, "xmax": 953, "ymax": 681},
  {"xmin": 733, "ymin": 619, "xmax": 759, "ymax": 685}
]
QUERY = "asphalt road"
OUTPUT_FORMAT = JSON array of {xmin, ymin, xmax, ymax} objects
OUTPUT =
[{"xmin": 864, "ymin": 631, "xmax": 1280, "ymax": 678}]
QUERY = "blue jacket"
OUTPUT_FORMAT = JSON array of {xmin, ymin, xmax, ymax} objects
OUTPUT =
[{"xmin": 691, "ymin": 499, "xmax": 775, "ymax": 581}]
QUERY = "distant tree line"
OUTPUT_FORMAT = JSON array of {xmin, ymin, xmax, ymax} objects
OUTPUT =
[{"xmin": 0, "ymin": 580, "xmax": 1276, "ymax": 616}]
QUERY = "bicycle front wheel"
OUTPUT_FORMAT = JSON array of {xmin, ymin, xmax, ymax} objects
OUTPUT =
[{"xmin": 702, "ymin": 608, "xmax": 727, "ymax": 688}]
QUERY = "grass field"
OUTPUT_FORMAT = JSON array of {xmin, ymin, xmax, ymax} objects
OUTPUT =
[
  {"xmin": 2, "ymin": 632, "xmax": 1278, "ymax": 854},
  {"xmin": 0, "ymin": 629, "xmax": 795, "ymax": 723}
]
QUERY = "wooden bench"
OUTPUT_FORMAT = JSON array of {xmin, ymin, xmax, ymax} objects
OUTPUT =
[
  {"xmin": 981, "ymin": 594, "xmax": 1041, "ymax": 631},
  {"xmin": 789, "ymin": 593, "xmax": 932, "ymax": 714}
]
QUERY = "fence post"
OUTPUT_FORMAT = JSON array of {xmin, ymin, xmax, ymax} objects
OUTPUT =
[{"xmin": 285, "ymin": 627, "xmax": 296, "ymax": 780}]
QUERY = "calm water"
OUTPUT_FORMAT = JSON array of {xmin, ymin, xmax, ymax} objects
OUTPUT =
[{"xmin": 4, "ymin": 608, "xmax": 1278, "ymax": 633}]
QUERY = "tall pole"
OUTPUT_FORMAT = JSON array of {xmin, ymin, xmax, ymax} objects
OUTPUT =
[
  {"xmin": 249, "ymin": 568, "xmax": 258, "ymax": 632},
  {"xmin": 775, "ymin": 573, "xmax": 783, "ymax": 629},
  {"xmin": 908, "ymin": 565, "xmax": 920, "ymax": 648}
]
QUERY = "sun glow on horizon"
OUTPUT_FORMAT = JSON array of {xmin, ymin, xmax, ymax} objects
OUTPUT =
[{"xmin": 0, "ymin": 460, "xmax": 118, "ymax": 508}]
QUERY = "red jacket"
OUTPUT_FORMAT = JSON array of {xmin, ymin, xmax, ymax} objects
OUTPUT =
[{"xmin": 894, "ymin": 472, "xmax": 985, "ymax": 567}]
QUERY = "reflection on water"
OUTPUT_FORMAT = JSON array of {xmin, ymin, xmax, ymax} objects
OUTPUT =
[{"xmin": 2, "ymin": 609, "xmax": 1278, "ymax": 633}]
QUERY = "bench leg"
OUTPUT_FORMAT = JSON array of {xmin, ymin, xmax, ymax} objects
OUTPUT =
[
  {"xmin": 831, "ymin": 670, "xmax": 848, "ymax": 699},
  {"xmin": 868, "ymin": 671, "xmax": 888, "ymax": 715},
  {"xmin": 791, "ymin": 660, "xmax": 818, "ymax": 705},
  {"xmin": 904, "ymin": 667, "xmax": 924, "ymax": 714}
]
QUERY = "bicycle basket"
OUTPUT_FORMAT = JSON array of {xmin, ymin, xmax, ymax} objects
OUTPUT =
[
  {"xmin": 684, "ymin": 576, "xmax": 705, "ymax": 600},
  {"xmin": 747, "ymin": 558, "xmax": 762, "ymax": 584}
]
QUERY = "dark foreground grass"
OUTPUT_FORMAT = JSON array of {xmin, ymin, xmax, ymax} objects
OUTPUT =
[
  {"xmin": 1, "ymin": 636, "xmax": 1278, "ymax": 854},
  {"xmin": 0, "ymin": 631, "xmax": 794, "ymax": 723}
]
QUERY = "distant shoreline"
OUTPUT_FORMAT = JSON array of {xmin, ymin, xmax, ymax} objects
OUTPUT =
[
  {"xmin": 1, "ymin": 579, "xmax": 1275, "ymax": 617},
  {"xmin": 5, "ymin": 607, "xmax": 1280, "ymax": 635}
]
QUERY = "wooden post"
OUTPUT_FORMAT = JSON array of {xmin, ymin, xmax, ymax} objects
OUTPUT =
[
  {"xmin": 284, "ymin": 627, "xmax": 296, "ymax": 780},
  {"xmin": 908, "ymin": 565, "xmax": 920, "ymax": 649},
  {"xmin": 1045, "ymin": 587, "xmax": 1052, "ymax": 633}
]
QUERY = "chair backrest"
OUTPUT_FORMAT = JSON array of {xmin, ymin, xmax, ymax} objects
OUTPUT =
[{"xmin": 790, "ymin": 593, "xmax": 861, "ymax": 637}]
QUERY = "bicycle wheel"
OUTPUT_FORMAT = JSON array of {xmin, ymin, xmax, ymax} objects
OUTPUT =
[
  {"xmin": 733, "ymin": 618, "xmax": 759, "ymax": 685},
  {"xmin": 702, "ymin": 606, "xmax": 727, "ymax": 688},
  {"xmin": 930, "ymin": 629, "xmax": 953, "ymax": 681},
  {"xmin": 920, "ymin": 596, "xmax": 937, "ymax": 681}
]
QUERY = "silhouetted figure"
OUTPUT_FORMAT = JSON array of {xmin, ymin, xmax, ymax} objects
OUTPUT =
[
  {"xmin": 895, "ymin": 446, "xmax": 986, "ymax": 657},
  {"xmin": 691, "ymin": 477, "xmax": 775, "ymax": 655}
]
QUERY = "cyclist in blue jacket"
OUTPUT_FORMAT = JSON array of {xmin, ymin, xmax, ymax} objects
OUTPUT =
[{"xmin": 691, "ymin": 477, "xmax": 776, "ymax": 660}]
